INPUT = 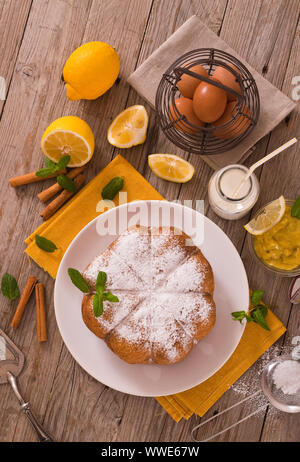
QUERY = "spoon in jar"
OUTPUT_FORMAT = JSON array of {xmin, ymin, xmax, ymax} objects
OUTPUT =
[{"xmin": 232, "ymin": 137, "xmax": 297, "ymax": 199}]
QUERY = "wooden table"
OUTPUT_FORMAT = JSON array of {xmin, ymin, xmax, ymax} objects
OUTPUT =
[{"xmin": 0, "ymin": 0, "xmax": 299, "ymax": 442}]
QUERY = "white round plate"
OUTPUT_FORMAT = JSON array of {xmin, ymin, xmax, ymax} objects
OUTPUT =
[{"xmin": 54, "ymin": 200, "xmax": 248, "ymax": 396}]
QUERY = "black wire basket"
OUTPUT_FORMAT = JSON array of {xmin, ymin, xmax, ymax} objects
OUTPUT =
[{"xmin": 155, "ymin": 48, "xmax": 260, "ymax": 155}]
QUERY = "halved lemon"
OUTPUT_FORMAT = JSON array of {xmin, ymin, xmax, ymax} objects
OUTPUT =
[
  {"xmin": 107, "ymin": 105, "xmax": 148, "ymax": 148},
  {"xmin": 148, "ymin": 154, "xmax": 194, "ymax": 183},
  {"xmin": 41, "ymin": 116, "xmax": 95, "ymax": 167},
  {"xmin": 244, "ymin": 195, "xmax": 286, "ymax": 235}
]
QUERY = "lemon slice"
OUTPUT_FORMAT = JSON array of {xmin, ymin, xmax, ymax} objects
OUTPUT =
[
  {"xmin": 244, "ymin": 195, "xmax": 286, "ymax": 235},
  {"xmin": 41, "ymin": 116, "xmax": 95, "ymax": 167},
  {"xmin": 107, "ymin": 105, "xmax": 148, "ymax": 148},
  {"xmin": 148, "ymin": 154, "xmax": 194, "ymax": 183}
]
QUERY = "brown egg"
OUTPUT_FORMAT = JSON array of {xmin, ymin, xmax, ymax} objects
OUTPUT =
[
  {"xmin": 212, "ymin": 101, "xmax": 251, "ymax": 139},
  {"xmin": 192, "ymin": 78, "xmax": 227, "ymax": 123},
  {"xmin": 176, "ymin": 64, "xmax": 209, "ymax": 98},
  {"xmin": 213, "ymin": 64, "xmax": 241, "ymax": 101},
  {"xmin": 169, "ymin": 97, "xmax": 204, "ymax": 134}
]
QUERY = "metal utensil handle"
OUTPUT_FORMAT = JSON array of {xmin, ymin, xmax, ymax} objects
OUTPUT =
[
  {"xmin": 7, "ymin": 371, "xmax": 53, "ymax": 442},
  {"xmin": 191, "ymin": 390, "xmax": 268, "ymax": 442}
]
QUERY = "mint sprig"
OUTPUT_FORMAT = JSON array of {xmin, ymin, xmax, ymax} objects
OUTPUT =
[
  {"xmin": 36, "ymin": 155, "xmax": 71, "ymax": 177},
  {"xmin": 67, "ymin": 269, "xmax": 119, "ymax": 317},
  {"xmin": 1, "ymin": 273, "xmax": 20, "ymax": 300},
  {"xmin": 231, "ymin": 290, "xmax": 270, "ymax": 330}
]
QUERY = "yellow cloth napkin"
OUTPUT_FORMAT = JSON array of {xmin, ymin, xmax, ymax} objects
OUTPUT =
[
  {"xmin": 25, "ymin": 154, "xmax": 163, "ymax": 278},
  {"xmin": 25, "ymin": 154, "xmax": 286, "ymax": 422}
]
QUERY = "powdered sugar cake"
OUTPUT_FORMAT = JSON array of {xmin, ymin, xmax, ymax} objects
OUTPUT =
[{"xmin": 82, "ymin": 225, "xmax": 216, "ymax": 365}]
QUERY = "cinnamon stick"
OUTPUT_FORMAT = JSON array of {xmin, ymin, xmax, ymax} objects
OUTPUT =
[
  {"xmin": 37, "ymin": 166, "xmax": 85, "ymax": 203},
  {"xmin": 35, "ymin": 283, "xmax": 47, "ymax": 343},
  {"xmin": 40, "ymin": 173, "xmax": 85, "ymax": 221},
  {"xmin": 9, "ymin": 169, "xmax": 67, "ymax": 188},
  {"xmin": 10, "ymin": 276, "xmax": 38, "ymax": 329}
]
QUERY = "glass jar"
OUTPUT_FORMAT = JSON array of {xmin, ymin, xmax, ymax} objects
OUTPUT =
[
  {"xmin": 208, "ymin": 164, "xmax": 260, "ymax": 220},
  {"xmin": 247, "ymin": 199, "xmax": 300, "ymax": 277}
]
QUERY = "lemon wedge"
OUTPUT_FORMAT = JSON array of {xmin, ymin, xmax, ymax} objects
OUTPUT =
[
  {"xmin": 107, "ymin": 105, "xmax": 148, "ymax": 148},
  {"xmin": 41, "ymin": 116, "xmax": 95, "ymax": 167},
  {"xmin": 148, "ymin": 154, "xmax": 195, "ymax": 183},
  {"xmin": 244, "ymin": 195, "xmax": 286, "ymax": 235}
]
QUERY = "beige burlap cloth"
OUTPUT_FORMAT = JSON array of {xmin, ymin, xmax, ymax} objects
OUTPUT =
[{"xmin": 127, "ymin": 15, "xmax": 296, "ymax": 170}]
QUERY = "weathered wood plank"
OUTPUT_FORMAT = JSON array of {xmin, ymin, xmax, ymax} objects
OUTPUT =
[
  {"xmin": 0, "ymin": 0, "xmax": 32, "ymax": 115},
  {"xmin": 257, "ymin": 12, "xmax": 300, "ymax": 442}
]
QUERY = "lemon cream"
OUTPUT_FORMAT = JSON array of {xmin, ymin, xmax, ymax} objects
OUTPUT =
[{"xmin": 254, "ymin": 206, "xmax": 300, "ymax": 270}]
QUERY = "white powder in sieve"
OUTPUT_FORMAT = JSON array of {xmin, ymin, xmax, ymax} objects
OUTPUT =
[
  {"xmin": 229, "ymin": 344, "xmax": 283, "ymax": 415},
  {"xmin": 272, "ymin": 360, "xmax": 300, "ymax": 395},
  {"xmin": 229, "ymin": 341, "xmax": 300, "ymax": 416}
]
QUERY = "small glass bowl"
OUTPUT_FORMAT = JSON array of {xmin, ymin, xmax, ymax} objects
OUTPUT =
[
  {"xmin": 247, "ymin": 199, "xmax": 300, "ymax": 277},
  {"xmin": 261, "ymin": 355, "xmax": 300, "ymax": 413}
]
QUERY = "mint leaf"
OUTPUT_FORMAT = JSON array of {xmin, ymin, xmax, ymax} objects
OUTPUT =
[
  {"xmin": 291, "ymin": 195, "xmax": 300, "ymax": 219},
  {"xmin": 101, "ymin": 177, "xmax": 124, "ymax": 200},
  {"xmin": 35, "ymin": 167, "xmax": 57, "ymax": 178},
  {"xmin": 93, "ymin": 293, "xmax": 103, "ymax": 317},
  {"xmin": 253, "ymin": 304, "xmax": 268, "ymax": 317},
  {"xmin": 231, "ymin": 310, "xmax": 252, "ymax": 323},
  {"xmin": 103, "ymin": 292, "xmax": 119, "ymax": 303},
  {"xmin": 44, "ymin": 157, "xmax": 57, "ymax": 169},
  {"xmin": 251, "ymin": 290, "xmax": 264, "ymax": 307},
  {"xmin": 68, "ymin": 268, "xmax": 91, "ymax": 293},
  {"xmin": 250, "ymin": 306, "xmax": 270, "ymax": 331},
  {"xmin": 35, "ymin": 234, "xmax": 58, "ymax": 252},
  {"xmin": 96, "ymin": 271, "xmax": 107, "ymax": 294},
  {"xmin": 1, "ymin": 273, "xmax": 20, "ymax": 300},
  {"xmin": 57, "ymin": 155, "xmax": 71, "ymax": 171},
  {"xmin": 57, "ymin": 174, "xmax": 76, "ymax": 192}
]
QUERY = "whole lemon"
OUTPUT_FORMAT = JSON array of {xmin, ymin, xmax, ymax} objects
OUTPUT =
[{"xmin": 63, "ymin": 41, "xmax": 120, "ymax": 101}]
